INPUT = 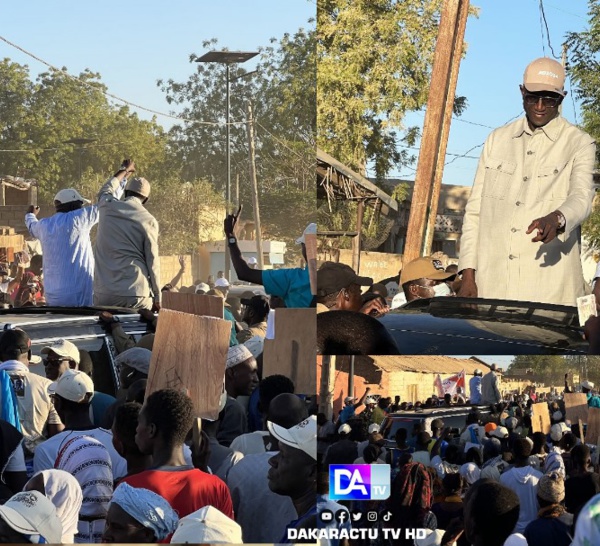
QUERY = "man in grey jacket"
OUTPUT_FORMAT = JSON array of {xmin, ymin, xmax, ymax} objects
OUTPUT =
[
  {"xmin": 481, "ymin": 364, "xmax": 502, "ymax": 405},
  {"xmin": 93, "ymin": 159, "xmax": 160, "ymax": 310}
]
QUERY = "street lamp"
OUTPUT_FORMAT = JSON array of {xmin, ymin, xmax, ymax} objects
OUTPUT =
[
  {"xmin": 196, "ymin": 50, "xmax": 258, "ymax": 281},
  {"xmin": 64, "ymin": 137, "xmax": 97, "ymax": 183}
]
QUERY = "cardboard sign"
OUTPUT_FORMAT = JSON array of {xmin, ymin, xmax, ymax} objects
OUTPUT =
[
  {"xmin": 304, "ymin": 232, "xmax": 317, "ymax": 296},
  {"xmin": 577, "ymin": 294, "xmax": 597, "ymax": 326},
  {"xmin": 145, "ymin": 309, "xmax": 230, "ymax": 419},
  {"xmin": 586, "ymin": 407, "xmax": 600, "ymax": 445},
  {"xmin": 531, "ymin": 402, "xmax": 551, "ymax": 434},
  {"xmin": 162, "ymin": 292, "xmax": 224, "ymax": 318},
  {"xmin": 564, "ymin": 393, "xmax": 589, "ymax": 425},
  {"xmin": 262, "ymin": 308, "xmax": 316, "ymax": 394}
]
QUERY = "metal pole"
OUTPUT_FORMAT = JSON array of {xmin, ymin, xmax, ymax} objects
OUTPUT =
[
  {"xmin": 246, "ymin": 102, "xmax": 264, "ymax": 269},
  {"xmin": 225, "ymin": 64, "xmax": 231, "ymax": 281}
]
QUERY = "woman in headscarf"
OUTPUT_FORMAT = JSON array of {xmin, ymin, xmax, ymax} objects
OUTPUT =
[
  {"xmin": 24, "ymin": 469, "xmax": 83, "ymax": 543},
  {"xmin": 385, "ymin": 462, "xmax": 436, "ymax": 546},
  {"xmin": 101, "ymin": 482, "xmax": 179, "ymax": 543}
]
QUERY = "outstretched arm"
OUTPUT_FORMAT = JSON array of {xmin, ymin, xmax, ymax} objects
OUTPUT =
[
  {"xmin": 224, "ymin": 209, "xmax": 263, "ymax": 285},
  {"xmin": 98, "ymin": 159, "xmax": 135, "ymax": 203}
]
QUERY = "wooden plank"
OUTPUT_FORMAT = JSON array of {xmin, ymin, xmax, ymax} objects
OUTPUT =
[
  {"xmin": 262, "ymin": 308, "xmax": 316, "ymax": 394},
  {"xmin": 531, "ymin": 402, "xmax": 551, "ymax": 434},
  {"xmin": 564, "ymin": 393, "xmax": 589, "ymax": 425},
  {"xmin": 587, "ymin": 407, "xmax": 600, "ymax": 445},
  {"xmin": 162, "ymin": 292, "xmax": 224, "ymax": 318},
  {"xmin": 304, "ymin": 232, "xmax": 317, "ymax": 296},
  {"xmin": 145, "ymin": 309, "xmax": 230, "ymax": 419}
]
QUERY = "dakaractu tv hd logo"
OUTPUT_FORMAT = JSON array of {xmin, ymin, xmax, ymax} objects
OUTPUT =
[{"xmin": 329, "ymin": 464, "xmax": 391, "ymax": 501}]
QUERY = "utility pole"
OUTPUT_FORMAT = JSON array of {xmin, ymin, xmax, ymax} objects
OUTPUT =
[
  {"xmin": 246, "ymin": 102, "xmax": 264, "ymax": 269},
  {"xmin": 403, "ymin": 0, "xmax": 470, "ymax": 261},
  {"xmin": 352, "ymin": 201, "xmax": 365, "ymax": 273},
  {"xmin": 319, "ymin": 355, "xmax": 336, "ymax": 419}
]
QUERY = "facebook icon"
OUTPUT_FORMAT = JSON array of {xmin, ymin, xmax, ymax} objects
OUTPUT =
[{"xmin": 329, "ymin": 464, "xmax": 391, "ymax": 501}]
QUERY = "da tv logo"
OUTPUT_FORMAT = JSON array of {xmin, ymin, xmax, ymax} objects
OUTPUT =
[{"xmin": 329, "ymin": 464, "xmax": 391, "ymax": 501}]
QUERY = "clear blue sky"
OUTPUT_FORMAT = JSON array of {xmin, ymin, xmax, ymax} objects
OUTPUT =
[
  {"xmin": 0, "ymin": 1, "xmax": 315, "ymax": 130},
  {"xmin": 390, "ymin": 0, "xmax": 591, "ymax": 187}
]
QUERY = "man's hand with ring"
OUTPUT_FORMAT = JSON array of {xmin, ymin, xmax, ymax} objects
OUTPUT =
[{"xmin": 526, "ymin": 212, "xmax": 560, "ymax": 244}]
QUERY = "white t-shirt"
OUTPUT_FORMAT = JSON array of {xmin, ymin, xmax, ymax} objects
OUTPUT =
[
  {"xmin": 229, "ymin": 431, "xmax": 270, "ymax": 455},
  {"xmin": 33, "ymin": 427, "xmax": 127, "ymax": 479}
]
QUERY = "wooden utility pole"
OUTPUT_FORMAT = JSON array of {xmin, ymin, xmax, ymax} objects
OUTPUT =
[
  {"xmin": 403, "ymin": 0, "xmax": 470, "ymax": 262},
  {"xmin": 246, "ymin": 102, "xmax": 264, "ymax": 269},
  {"xmin": 352, "ymin": 201, "xmax": 365, "ymax": 273},
  {"xmin": 319, "ymin": 355, "xmax": 336, "ymax": 419}
]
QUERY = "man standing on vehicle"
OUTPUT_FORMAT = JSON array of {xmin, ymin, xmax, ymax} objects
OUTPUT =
[
  {"xmin": 338, "ymin": 387, "xmax": 371, "ymax": 425},
  {"xmin": 458, "ymin": 58, "xmax": 596, "ymax": 305},
  {"xmin": 94, "ymin": 159, "xmax": 160, "ymax": 311},
  {"xmin": 470, "ymin": 369, "xmax": 483, "ymax": 405},
  {"xmin": 481, "ymin": 364, "xmax": 502, "ymax": 406},
  {"xmin": 25, "ymin": 188, "xmax": 98, "ymax": 306}
]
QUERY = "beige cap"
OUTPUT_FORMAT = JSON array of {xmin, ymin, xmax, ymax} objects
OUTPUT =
[
  {"xmin": 41, "ymin": 339, "xmax": 80, "ymax": 364},
  {"xmin": 523, "ymin": 57, "xmax": 566, "ymax": 96},
  {"xmin": 170, "ymin": 506, "xmax": 243, "ymax": 544},
  {"xmin": 400, "ymin": 257, "xmax": 455, "ymax": 286},
  {"xmin": 125, "ymin": 177, "xmax": 151, "ymax": 198},
  {"xmin": 54, "ymin": 188, "xmax": 91, "ymax": 204}
]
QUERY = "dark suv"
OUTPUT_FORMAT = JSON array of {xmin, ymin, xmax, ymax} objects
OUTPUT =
[
  {"xmin": 380, "ymin": 405, "xmax": 491, "ymax": 448},
  {"xmin": 0, "ymin": 307, "xmax": 152, "ymax": 395}
]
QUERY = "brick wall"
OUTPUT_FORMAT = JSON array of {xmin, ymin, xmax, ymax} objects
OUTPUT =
[{"xmin": 0, "ymin": 205, "xmax": 54, "ymax": 235}]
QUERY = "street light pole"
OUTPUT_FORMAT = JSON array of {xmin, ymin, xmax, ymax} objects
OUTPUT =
[{"xmin": 196, "ymin": 51, "xmax": 258, "ymax": 282}]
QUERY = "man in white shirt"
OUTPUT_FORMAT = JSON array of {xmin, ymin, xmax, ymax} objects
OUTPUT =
[
  {"xmin": 25, "ymin": 188, "xmax": 98, "ymax": 307},
  {"xmin": 0, "ymin": 329, "xmax": 63, "ymax": 455}
]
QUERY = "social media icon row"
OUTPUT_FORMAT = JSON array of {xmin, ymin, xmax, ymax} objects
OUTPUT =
[{"xmin": 319, "ymin": 509, "xmax": 393, "ymax": 523}]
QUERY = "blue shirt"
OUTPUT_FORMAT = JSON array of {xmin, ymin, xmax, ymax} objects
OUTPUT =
[
  {"xmin": 262, "ymin": 267, "xmax": 311, "ymax": 308},
  {"xmin": 339, "ymin": 406, "xmax": 355, "ymax": 424},
  {"xmin": 26, "ymin": 207, "xmax": 99, "ymax": 306},
  {"xmin": 587, "ymin": 393, "xmax": 600, "ymax": 408},
  {"xmin": 469, "ymin": 376, "xmax": 482, "ymax": 404}
]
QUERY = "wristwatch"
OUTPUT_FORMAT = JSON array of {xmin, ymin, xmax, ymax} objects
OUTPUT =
[
  {"xmin": 228, "ymin": 236, "xmax": 237, "ymax": 245},
  {"xmin": 554, "ymin": 211, "xmax": 566, "ymax": 230}
]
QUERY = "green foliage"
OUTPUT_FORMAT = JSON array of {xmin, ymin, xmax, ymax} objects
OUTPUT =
[
  {"xmin": 509, "ymin": 355, "xmax": 600, "ymax": 387},
  {"xmin": 565, "ymin": 0, "xmax": 600, "ymax": 248},
  {"xmin": 317, "ymin": 0, "xmax": 444, "ymax": 178},
  {"xmin": 158, "ymin": 24, "xmax": 315, "ymax": 256}
]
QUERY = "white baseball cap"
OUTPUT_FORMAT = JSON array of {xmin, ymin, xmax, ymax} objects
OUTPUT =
[
  {"xmin": 582, "ymin": 380, "xmax": 595, "ymax": 390},
  {"xmin": 195, "ymin": 283, "xmax": 210, "ymax": 293},
  {"xmin": 551, "ymin": 422, "xmax": 569, "ymax": 442},
  {"xmin": 247, "ymin": 257, "xmax": 258, "ymax": 265},
  {"xmin": 491, "ymin": 426, "xmax": 509, "ymax": 439},
  {"xmin": 296, "ymin": 222, "xmax": 317, "ymax": 245},
  {"xmin": 0, "ymin": 490, "xmax": 63, "ymax": 544},
  {"xmin": 365, "ymin": 396, "xmax": 376, "ymax": 405},
  {"xmin": 54, "ymin": 188, "xmax": 90, "ymax": 205},
  {"xmin": 41, "ymin": 339, "xmax": 80, "ymax": 364},
  {"xmin": 170, "ymin": 506, "xmax": 242, "ymax": 544},
  {"xmin": 267, "ymin": 415, "xmax": 317, "ymax": 460},
  {"xmin": 368, "ymin": 423, "xmax": 380, "ymax": 434},
  {"xmin": 339, "ymin": 423, "xmax": 351, "ymax": 435},
  {"xmin": 215, "ymin": 278, "xmax": 230, "ymax": 288},
  {"xmin": 344, "ymin": 396, "xmax": 357, "ymax": 405},
  {"xmin": 49, "ymin": 369, "xmax": 94, "ymax": 403}
]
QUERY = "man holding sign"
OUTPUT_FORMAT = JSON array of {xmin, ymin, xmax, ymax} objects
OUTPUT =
[{"xmin": 224, "ymin": 209, "xmax": 313, "ymax": 308}]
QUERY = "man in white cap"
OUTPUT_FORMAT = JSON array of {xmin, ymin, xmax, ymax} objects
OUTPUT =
[
  {"xmin": 94, "ymin": 158, "xmax": 161, "ymax": 310},
  {"xmin": 33, "ymin": 369, "xmax": 127, "ymax": 479},
  {"xmin": 170, "ymin": 506, "xmax": 243, "ymax": 544},
  {"xmin": 458, "ymin": 57, "xmax": 595, "ymax": 305},
  {"xmin": 0, "ymin": 490, "xmax": 62, "ymax": 544},
  {"xmin": 581, "ymin": 379, "xmax": 600, "ymax": 408},
  {"xmin": 218, "ymin": 345, "xmax": 259, "ymax": 447},
  {"xmin": 339, "ymin": 386, "xmax": 371, "ymax": 425},
  {"xmin": 470, "ymin": 368, "xmax": 483, "ymax": 405},
  {"xmin": 224, "ymin": 214, "xmax": 313, "ymax": 307},
  {"xmin": 267, "ymin": 415, "xmax": 317, "ymax": 542},
  {"xmin": 40, "ymin": 338, "xmax": 80, "ymax": 381},
  {"xmin": 25, "ymin": 187, "xmax": 98, "ymax": 306}
]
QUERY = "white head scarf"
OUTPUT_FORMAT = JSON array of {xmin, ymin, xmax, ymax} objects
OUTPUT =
[{"xmin": 26, "ymin": 469, "xmax": 83, "ymax": 543}]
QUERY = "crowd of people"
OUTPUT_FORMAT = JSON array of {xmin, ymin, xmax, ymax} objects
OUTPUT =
[
  {"xmin": 0, "ymin": 323, "xmax": 318, "ymax": 543},
  {"xmin": 317, "ymin": 373, "xmax": 600, "ymax": 546}
]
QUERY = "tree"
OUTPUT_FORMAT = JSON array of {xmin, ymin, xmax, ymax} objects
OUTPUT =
[
  {"xmin": 158, "ymin": 24, "xmax": 316, "ymax": 260},
  {"xmin": 565, "ymin": 0, "xmax": 600, "ymax": 249}
]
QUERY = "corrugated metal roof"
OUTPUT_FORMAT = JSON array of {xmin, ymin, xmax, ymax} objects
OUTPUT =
[{"xmin": 367, "ymin": 355, "xmax": 492, "ymax": 375}]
